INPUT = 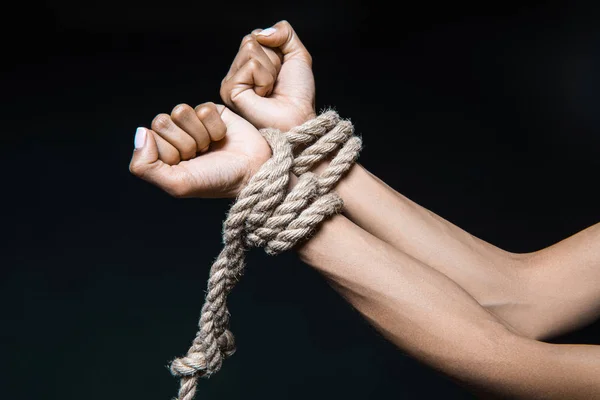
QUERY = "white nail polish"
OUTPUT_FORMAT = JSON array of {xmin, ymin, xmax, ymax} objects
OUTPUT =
[
  {"xmin": 257, "ymin": 27, "xmax": 276, "ymax": 37},
  {"xmin": 134, "ymin": 127, "xmax": 147, "ymax": 149}
]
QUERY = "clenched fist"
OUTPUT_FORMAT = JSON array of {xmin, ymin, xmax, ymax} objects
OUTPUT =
[
  {"xmin": 129, "ymin": 103, "xmax": 271, "ymax": 198},
  {"xmin": 220, "ymin": 20, "xmax": 316, "ymax": 132}
]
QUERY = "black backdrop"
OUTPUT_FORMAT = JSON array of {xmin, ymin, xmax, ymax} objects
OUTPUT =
[{"xmin": 3, "ymin": 1, "xmax": 599, "ymax": 399}]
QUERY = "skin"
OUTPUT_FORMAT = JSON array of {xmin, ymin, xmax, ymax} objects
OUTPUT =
[
  {"xmin": 130, "ymin": 102, "xmax": 271, "ymax": 198},
  {"xmin": 220, "ymin": 24, "xmax": 316, "ymax": 131},
  {"xmin": 129, "ymin": 20, "xmax": 600, "ymax": 398}
]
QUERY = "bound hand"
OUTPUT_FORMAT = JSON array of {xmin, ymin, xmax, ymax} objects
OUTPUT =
[
  {"xmin": 129, "ymin": 103, "xmax": 271, "ymax": 198},
  {"xmin": 220, "ymin": 20, "xmax": 316, "ymax": 132}
]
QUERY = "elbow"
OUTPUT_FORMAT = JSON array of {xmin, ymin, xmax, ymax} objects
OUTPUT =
[{"xmin": 504, "ymin": 249, "xmax": 539, "ymax": 268}]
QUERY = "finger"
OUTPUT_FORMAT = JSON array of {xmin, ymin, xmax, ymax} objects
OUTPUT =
[
  {"xmin": 224, "ymin": 36, "xmax": 280, "ymax": 84},
  {"xmin": 241, "ymin": 32, "xmax": 283, "ymax": 67},
  {"xmin": 253, "ymin": 20, "xmax": 312, "ymax": 65},
  {"xmin": 129, "ymin": 127, "xmax": 185, "ymax": 196},
  {"xmin": 151, "ymin": 113, "xmax": 198, "ymax": 161},
  {"xmin": 195, "ymin": 102, "xmax": 227, "ymax": 142},
  {"xmin": 237, "ymin": 35, "xmax": 279, "ymax": 75},
  {"xmin": 220, "ymin": 58, "xmax": 275, "ymax": 109},
  {"xmin": 152, "ymin": 131, "xmax": 180, "ymax": 165},
  {"xmin": 248, "ymin": 29, "xmax": 284, "ymax": 70},
  {"xmin": 171, "ymin": 103, "xmax": 211, "ymax": 152}
]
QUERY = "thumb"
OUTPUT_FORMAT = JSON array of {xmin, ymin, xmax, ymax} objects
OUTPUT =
[
  {"xmin": 214, "ymin": 104, "xmax": 237, "ymax": 128},
  {"xmin": 217, "ymin": 104, "xmax": 262, "ymax": 136},
  {"xmin": 130, "ymin": 127, "xmax": 159, "ymax": 167},
  {"xmin": 254, "ymin": 20, "xmax": 312, "ymax": 64},
  {"xmin": 129, "ymin": 127, "xmax": 182, "ymax": 196}
]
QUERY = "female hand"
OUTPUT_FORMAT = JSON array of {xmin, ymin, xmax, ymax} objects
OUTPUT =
[
  {"xmin": 220, "ymin": 20, "xmax": 316, "ymax": 132},
  {"xmin": 129, "ymin": 102, "xmax": 271, "ymax": 198}
]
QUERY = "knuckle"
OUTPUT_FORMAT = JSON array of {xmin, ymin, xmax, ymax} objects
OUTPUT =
[
  {"xmin": 247, "ymin": 58, "xmax": 260, "ymax": 69},
  {"xmin": 277, "ymin": 19, "xmax": 291, "ymax": 29},
  {"xmin": 129, "ymin": 162, "xmax": 144, "ymax": 177},
  {"xmin": 195, "ymin": 103, "xmax": 214, "ymax": 119},
  {"xmin": 240, "ymin": 34, "xmax": 253, "ymax": 47},
  {"xmin": 171, "ymin": 103, "xmax": 192, "ymax": 119},
  {"xmin": 242, "ymin": 40, "xmax": 258, "ymax": 52},
  {"xmin": 151, "ymin": 113, "xmax": 172, "ymax": 132}
]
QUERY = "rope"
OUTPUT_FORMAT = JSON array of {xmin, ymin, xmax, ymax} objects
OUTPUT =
[{"xmin": 168, "ymin": 110, "xmax": 363, "ymax": 400}]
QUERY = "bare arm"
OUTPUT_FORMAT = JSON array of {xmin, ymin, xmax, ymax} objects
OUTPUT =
[
  {"xmin": 293, "ymin": 189, "xmax": 600, "ymax": 399},
  {"xmin": 522, "ymin": 223, "xmax": 600, "ymax": 338},
  {"xmin": 214, "ymin": 20, "xmax": 599, "ymax": 340},
  {"xmin": 312, "ymin": 160, "xmax": 600, "ymax": 339}
]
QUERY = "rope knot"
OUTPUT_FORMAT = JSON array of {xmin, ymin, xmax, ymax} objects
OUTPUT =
[
  {"xmin": 170, "ymin": 110, "xmax": 363, "ymax": 400},
  {"xmin": 170, "ymin": 351, "xmax": 207, "ymax": 378}
]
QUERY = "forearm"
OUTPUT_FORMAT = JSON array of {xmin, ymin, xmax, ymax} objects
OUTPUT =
[
  {"xmin": 291, "ymin": 193, "xmax": 516, "ymax": 387},
  {"xmin": 293, "ymin": 198, "xmax": 600, "ymax": 399},
  {"xmin": 344, "ymin": 163, "xmax": 513, "ymax": 266},
  {"xmin": 307, "ymin": 160, "xmax": 540, "ymax": 332},
  {"xmin": 312, "ymin": 160, "xmax": 525, "ymax": 296},
  {"xmin": 309, "ymin": 157, "xmax": 598, "ymax": 339}
]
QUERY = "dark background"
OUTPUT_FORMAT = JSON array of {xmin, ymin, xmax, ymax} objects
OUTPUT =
[{"xmin": 2, "ymin": 1, "xmax": 599, "ymax": 399}]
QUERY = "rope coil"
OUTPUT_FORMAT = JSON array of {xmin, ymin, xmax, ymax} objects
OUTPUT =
[{"xmin": 169, "ymin": 110, "xmax": 363, "ymax": 400}]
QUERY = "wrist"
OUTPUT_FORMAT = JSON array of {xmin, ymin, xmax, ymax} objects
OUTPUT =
[
  {"xmin": 286, "ymin": 160, "xmax": 363, "ymax": 223},
  {"xmin": 280, "ymin": 109, "xmax": 316, "ymax": 132},
  {"xmin": 284, "ymin": 108, "xmax": 362, "ymax": 224}
]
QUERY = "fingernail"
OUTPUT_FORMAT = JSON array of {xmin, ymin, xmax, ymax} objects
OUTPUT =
[
  {"xmin": 257, "ymin": 27, "xmax": 276, "ymax": 37},
  {"xmin": 134, "ymin": 127, "xmax": 147, "ymax": 149}
]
